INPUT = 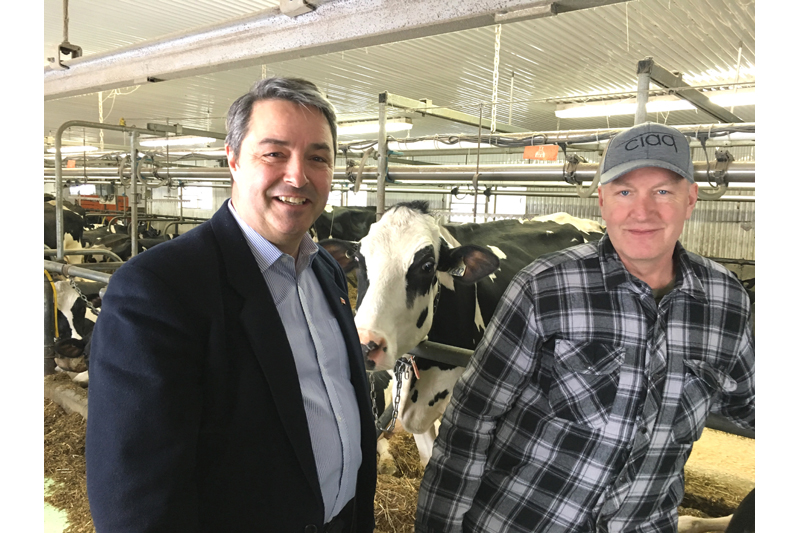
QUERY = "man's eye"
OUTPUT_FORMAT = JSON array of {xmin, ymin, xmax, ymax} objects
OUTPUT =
[
  {"xmin": 657, "ymin": 189, "xmax": 669, "ymax": 195},
  {"xmin": 619, "ymin": 190, "xmax": 630, "ymax": 196}
]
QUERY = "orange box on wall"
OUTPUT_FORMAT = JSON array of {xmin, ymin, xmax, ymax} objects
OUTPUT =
[{"xmin": 523, "ymin": 144, "xmax": 560, "ymax": 161}]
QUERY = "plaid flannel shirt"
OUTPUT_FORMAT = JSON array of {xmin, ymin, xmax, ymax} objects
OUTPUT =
[{"xmin": 416, "ymin": 234, "xmax": 755, "ymax": 533}]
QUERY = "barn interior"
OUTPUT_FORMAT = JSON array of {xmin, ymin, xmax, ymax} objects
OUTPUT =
[{"xmin": 39, "ymin": 1, "xmax": 768, "ymax": 532}]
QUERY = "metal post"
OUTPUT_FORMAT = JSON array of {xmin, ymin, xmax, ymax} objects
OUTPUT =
[
  {"xmin": 54, "ymin": 137, "xmax": 64, "ymax": 261},
  {"xmin": 635, "ymin": 58, "xmax": 653, "ymax": 125},
  {"xmin": 474, "ymin": 103, "xmax": 483, "ymax": 223},
  {"xmin": 376, "ymin": 92, "xmax": 388, "ymax": 221},
  {"xmin": 44, "ymin": 275, "xmax": 57, "ymax": 375},
  {"xmin": 130, "ymin": 131, "xmax": 139, "ymax": 258},
  {"xmin": 508, "ymin": 71, "xmax": 515, "ymax": 125}
]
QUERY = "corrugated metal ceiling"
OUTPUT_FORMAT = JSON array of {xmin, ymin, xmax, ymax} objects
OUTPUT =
[{"xmin": 44, "ymin": 0, "xmax": 755, "ymax": 148}]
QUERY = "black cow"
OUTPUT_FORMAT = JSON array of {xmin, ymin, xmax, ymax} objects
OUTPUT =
[
  {"xmin": 311, "ymin": 205, "xmax": 377, "ymax": 241},
  {"xmin": 322, "ymin": 200, "xmax": 606, "ymax": 465}
]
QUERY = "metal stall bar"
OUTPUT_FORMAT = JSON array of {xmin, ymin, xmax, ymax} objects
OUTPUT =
[
  {"xmin": 45, "ymin": 260, "xmax": 114, "ymax": 285},
  {"xmin": 53, "ymin": 120, "xmax": 154, "ymax": 261}
]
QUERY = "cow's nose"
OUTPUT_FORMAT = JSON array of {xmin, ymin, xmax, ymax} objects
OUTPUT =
[
  {"xmin": 358, "ymin": 330, "xmax": 387, "ymax": 368},
  {"xmin": 361, "ymin": 342, "xmax": 378, "ymax": 370}
]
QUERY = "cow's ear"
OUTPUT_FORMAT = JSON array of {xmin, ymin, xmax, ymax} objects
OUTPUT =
[
  {"xmin": 319, "ymin": 239, "xmax": 360, "ymax": 273},
  {"xmin": 438, "ymin": 244, "xmax": 500, "ymax": 285}
]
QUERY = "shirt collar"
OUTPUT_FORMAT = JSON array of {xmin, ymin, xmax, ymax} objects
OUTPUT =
[
  {"xmin": 598, "ymin": 233, "xmax": 707, "ymax": 303},
  {"xmin": 227, "ymin": 200, "xmax": 319, "ymax": 274}
]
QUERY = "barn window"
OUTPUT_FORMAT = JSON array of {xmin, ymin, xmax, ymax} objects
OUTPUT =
[
  {"xmin": 69, "ymin": 184, "xmax": 96, "ymax": 196},
  {"xmin": 181, "ymin": 186, "xmax": 212, "ymax": 210}
]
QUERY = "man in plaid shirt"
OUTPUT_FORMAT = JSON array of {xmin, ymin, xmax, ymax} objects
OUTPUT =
[{"xmin": 415, "ymin": 122, "xmax": 755, "ymax": 533}]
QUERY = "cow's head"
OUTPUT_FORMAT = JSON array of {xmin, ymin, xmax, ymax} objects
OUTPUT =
[{"xmin": 321, "ymin": 201, "xmax": 499, "ymax": 371}]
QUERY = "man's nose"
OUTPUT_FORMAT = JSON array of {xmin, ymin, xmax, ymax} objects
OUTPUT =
[
  {"xmin": 283, "ymin": 156, "xmax": 309, "ymax": 188},
  {"xmin": 631, "ymin": 195, "xmax": 655, "ymax": 218}
]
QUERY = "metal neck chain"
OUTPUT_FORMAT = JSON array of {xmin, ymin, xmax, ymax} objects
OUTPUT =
[
  {"xmin": 370, "ymin": 357, "xmax": 412, "ymax": 434},
  {"xmin": 68, "ymin": 277, "xmax": 100, "ymax": 316}
]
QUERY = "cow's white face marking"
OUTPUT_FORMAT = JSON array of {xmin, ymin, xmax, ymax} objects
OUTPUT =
[
  {"xmin": 54, "ymin": 281, "xmax": 82, "ymax": 339},
  {"xmin": 356, "ymin": 206, "xmax": 445, "ymax": 370}
]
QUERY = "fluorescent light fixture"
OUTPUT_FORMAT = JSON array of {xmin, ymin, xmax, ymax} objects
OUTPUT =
[
  {"xmin": 47, "ymin": 145, "xmax": 99, "ymax": 153},
  {"xmin": 140, "ymin": 135, "xmax": 217, "ymax": 147},
  {"xmin": 555, "ymin": 89, "xmax": 755, "ymax": 119},
  {"xmin": 338, "ymin": 118, "xmax": 413, "ymax": 135}
]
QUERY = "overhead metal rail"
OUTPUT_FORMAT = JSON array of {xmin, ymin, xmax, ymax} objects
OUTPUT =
[
  {"xmin": 638, "ymin": 58, "xmax": 744, "ymax": 124},
  {"xmin": 44, "ymin": 0, "xmax": 629, "ymax": 100},
  {"xmin": 384, "ymin": 93, "xmax": 530, "ymax": 134},
  {"xmin": 45, "ymin": 161, "xmax": 756, "ymax": 183}
]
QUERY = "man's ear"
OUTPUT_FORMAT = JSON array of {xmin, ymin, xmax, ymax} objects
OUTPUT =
[
  {"xmin": 687, "ymin": 182, "xmax": 699, "ymax": 215},
  {"xmin": 226, "ymin": 145, "xmax": 238, "ymax": 173},
  {"xmin": 597, "ymin": 184, "xmax": 605, "ymax": 208}
]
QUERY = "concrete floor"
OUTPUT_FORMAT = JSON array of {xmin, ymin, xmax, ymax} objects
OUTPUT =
[{"xmin": 45, "ymin": 478, "xmax": 70, "ymax": 532}]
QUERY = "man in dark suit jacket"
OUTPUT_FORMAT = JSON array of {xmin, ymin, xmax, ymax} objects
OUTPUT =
[{"xmin": 86, "ymin": 77, "xmax": 377, "ymax": 532}]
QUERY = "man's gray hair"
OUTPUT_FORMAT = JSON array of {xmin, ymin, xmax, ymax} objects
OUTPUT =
[{"xmin": 225, "ymin": 77, "xmax": 338, "ymax": 163}]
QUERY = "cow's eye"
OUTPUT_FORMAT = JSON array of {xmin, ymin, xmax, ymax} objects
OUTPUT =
[{"xmin": 422, "ymin": 261, "xmax": 435, "ymax": 273}]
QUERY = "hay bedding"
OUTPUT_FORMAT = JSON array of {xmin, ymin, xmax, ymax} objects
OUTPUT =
[
  {"xmin": 44, "ymin": 374, "xmax": 752, "ymax": 533},
  {"xmin": 44, "ymin": 374, "xmax": 94, "ymax": 533}
]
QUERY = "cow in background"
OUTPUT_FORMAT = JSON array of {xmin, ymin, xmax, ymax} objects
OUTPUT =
[
  {"xmin": 322, "ymin": 201, "xmax": 606, "ymax": 468},
  {"xmin": 45, "ymin": 199, "xmax": 86, "ymax": 264},
  {"xmin": 311, "ymin": 205, "xmax": 377, "ymax": 241},
  {"xmin": 50, "ymin": 279, "xmax": 103, "ymax": 385}
]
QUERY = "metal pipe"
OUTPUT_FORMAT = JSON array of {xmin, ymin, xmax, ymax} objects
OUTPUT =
[
  {"xmin": 45, "ymin": 248, "xmax": 124, "ymax": 262},
  {"xmin": 377, "ymin": 92, "xmax": 387, "ymax": 221},
  {"xmin": 164, "ymin": 220, "xmax": 205, "ymax": 234},
  {"xmin": 130, "ymin": 131, "xmax": 139, "ymax": 258},
  {"xmin": 45, "ymin": 260, "xmax": 113, "ymax": 284},
  {"xmin": 635, "ymin": 59, "xmax": 651, "ymax": 125},
  {"xmin": 408, "ymin": 340, "xmax": 473, "ymax": 368},
  {"xmin": 44, "ymin": 274, "xmax": 56, "ymax": 375},
  {"xmin": 54, "ymin": 120, "xmax": 159, "ymax": 261},
  {"xmin": 48, "ymin": 161, "xmax": 755, "ymax": 183}
]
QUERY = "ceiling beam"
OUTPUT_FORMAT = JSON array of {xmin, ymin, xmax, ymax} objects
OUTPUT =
[
  {"xmin": 638, "ymin": 58, "xmax": 744, "ymax": 123},
  {"xmin": 385, "ymin": 93, "xmax": 530, "ymax": 134},
  {"xmin": 45, "ymin": 0, "xmax": 630, "ymax": 100}
]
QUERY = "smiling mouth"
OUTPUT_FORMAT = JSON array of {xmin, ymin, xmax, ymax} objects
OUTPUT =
[{"xmin": 277, "ymin": 196, "xmax": 308, "ymax": 205}]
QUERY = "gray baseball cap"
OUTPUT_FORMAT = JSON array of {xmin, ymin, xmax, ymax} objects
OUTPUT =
[{"xmin": 599, "ymin": 122, "xmax": 694, "ymax": 184}]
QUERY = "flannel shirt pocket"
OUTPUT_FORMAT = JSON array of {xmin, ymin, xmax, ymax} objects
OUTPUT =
[
  {"xmin": 548, "ymin": 339, "xmax": 625, "ymax": 429},
  {"xmin": 671, "ymin": 359, "xmax": 736, "ymax": 444}
]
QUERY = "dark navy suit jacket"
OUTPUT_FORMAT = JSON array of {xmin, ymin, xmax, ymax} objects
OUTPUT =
[{"xmin": 86, "ymin": 200, "xmax": 376, "ymax": 532}]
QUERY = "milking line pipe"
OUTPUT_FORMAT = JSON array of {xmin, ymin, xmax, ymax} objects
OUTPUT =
[
  {"xmin": 54, "ymin": 120, "xmax": 155, "ymax": 261},
  {"xmin": 46, "ymin": 161, "xmax": 756, "ymax": 183},
  {"xmin": 45, "ymin": 260, "xmax": 113, "ymax": 285}
]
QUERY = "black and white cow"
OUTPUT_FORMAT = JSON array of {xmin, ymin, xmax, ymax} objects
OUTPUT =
[
  {"xmin": 322, "ymin": 200, "xmax": 605, "ymax": 465},
  {"xmin": 51, "ymin": 279, "xmax": 103, "ymax": 385},
  {"xmin": 45, "ymin": 199, "xmax": 86, "ymax": 264}
]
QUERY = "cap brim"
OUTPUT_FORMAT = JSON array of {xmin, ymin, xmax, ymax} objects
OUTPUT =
[{"xmin": 600, "ymin": 159, "xmax": 695, "ymax": 184}]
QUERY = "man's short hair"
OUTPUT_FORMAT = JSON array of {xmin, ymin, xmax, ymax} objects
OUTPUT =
[
  {"xmin": 599, "ymin": 122, "xmax": 694, "ymax": 185},
  {"xmin": 225, "ymin": 77, "xmax": 338, "ymax": 163}
]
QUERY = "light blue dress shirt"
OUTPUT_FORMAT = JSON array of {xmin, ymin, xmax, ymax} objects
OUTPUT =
[{"xmin": 228, "ymin": 202, "xmax": 362, "ymax": 522}]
